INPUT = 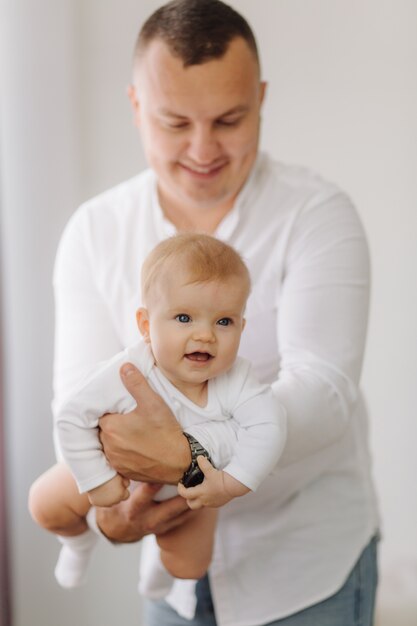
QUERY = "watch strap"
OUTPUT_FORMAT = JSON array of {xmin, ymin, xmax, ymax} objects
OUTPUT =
[{"xmin": 180, "ymin": 432, "xmax": 212, "ymax": 488}]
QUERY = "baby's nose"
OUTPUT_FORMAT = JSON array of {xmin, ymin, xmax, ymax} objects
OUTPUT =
[{"xmin": 192, "ymin": 324, "xmax": 216, "ymax": 342}]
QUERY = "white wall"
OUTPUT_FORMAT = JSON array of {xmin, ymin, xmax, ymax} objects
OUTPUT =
[
  {"xmin": 1, "ymin": 1, "xmax": 416, "ymax": 625},
  {"xmin": 1, "ymin": 2, "xmax": 143, "ymax": 625}
]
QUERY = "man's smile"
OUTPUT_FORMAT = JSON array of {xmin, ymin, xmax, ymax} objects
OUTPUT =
[{"xmin": 178, "ymin": 160, "xmax": 228, "ymax": 179}]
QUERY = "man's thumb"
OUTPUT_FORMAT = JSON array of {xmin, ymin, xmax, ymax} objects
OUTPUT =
[{"xmin": 120, "ymin": 362, "xmax": 147, "ymax": 398}]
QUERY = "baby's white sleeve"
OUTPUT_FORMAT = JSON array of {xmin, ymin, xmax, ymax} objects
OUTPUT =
[
  {"xmin": 221, "ymin": 359, "xmax": 287, "ymax": 491},
  {"xmin": 54, "ymin": 350, "xmax": 137, "ymax": 493},
  {"xmin": 185, "ymin": 419, "xmax": 240, "ymax": 471}
]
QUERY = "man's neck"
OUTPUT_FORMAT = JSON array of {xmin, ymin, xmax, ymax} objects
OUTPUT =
[{"xmin": 158, "ymin": 191, "xmax": 235, "ymax": 234}]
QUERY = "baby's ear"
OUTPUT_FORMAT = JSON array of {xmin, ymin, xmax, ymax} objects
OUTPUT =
[{"xmin": 136, "ymin": 307, "xmax": 150, "ymax": 342}]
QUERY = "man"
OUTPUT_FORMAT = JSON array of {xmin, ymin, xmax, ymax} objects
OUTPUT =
[{"xmin": 53, "ymin": 1, "xmax": 379, "ymax": 624}]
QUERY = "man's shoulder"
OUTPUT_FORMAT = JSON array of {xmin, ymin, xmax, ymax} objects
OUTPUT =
[
  {"xmin": 57, "ymin": 168, "xmax": 156, "ymax": 252},
  {"xmin": 78, "ymin": 168, "xmax": 155, "ymax": 219},
  {"xmin": 260, "ymin": 152, "xmax": 343, "ymax": 202},
  {"xmin": 254, "ymin": 153, "xmax": 356, "ymax": 229}
]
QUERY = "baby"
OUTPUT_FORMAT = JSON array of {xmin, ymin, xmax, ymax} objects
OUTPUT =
[{"xmin": 29, "ymin": 233, "xmax": 286, "ymax": 589}]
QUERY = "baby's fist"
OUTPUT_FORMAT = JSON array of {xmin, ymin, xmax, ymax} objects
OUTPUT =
[{"xmin": 88, "ymin": 474, "xmax": 130, "ymax": 507}]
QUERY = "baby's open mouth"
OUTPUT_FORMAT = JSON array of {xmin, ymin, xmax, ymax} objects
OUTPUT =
[{"xmin": 185, "ymin": 352, "xmax": 213, "ymax": 362}]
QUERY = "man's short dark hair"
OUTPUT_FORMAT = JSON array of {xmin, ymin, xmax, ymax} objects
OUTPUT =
[{"xmin": 134, "ymin": 0, "xmax": 259, "ymax": 68}]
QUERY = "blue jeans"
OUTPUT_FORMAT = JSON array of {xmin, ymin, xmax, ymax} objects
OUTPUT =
[{"xmin": 143, "ymin": 535, "xmax": 378, "ymax": 626}]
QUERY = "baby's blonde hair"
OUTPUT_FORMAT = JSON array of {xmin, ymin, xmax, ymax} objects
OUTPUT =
[{"xmin": 141, "ymin": 233, "xmax": 251, "ymax": 303}]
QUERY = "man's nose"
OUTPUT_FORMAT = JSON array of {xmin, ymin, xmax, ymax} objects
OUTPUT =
[{"xmin": 187, "ymin": 125, "xmax": 220, "ymax": 164}]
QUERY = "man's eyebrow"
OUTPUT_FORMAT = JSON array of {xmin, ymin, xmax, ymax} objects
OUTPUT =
[
  {"xmin": 157, "ymin": 109, "xmax": 188, "ymax": 119},
  {"xmin": 157, "ymin": 105, "xmax": 249, "ymax": 119},
  {"xmin": 218, "ymin": 105, "xmax": 249, "ymax": 117}
]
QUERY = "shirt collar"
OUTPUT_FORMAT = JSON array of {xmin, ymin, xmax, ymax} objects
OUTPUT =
[{"xmin": 150, "ymin": 152, "xmax": 266, "ymax": 240}]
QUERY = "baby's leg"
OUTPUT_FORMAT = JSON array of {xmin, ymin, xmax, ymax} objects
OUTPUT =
[
  {"xmin": 29, "ymin": 463, "xmax": 96, "ymax": 588},
  {"xmin": 29, "ymin": 462, "xmax": 90, "ymax": 534},
  {"xmin": 156, "ymin": 507, "xmax": 217, "ymax": 580}
]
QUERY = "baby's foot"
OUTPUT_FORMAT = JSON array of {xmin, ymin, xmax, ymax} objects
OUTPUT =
[{"xmin": 54, "ymin": 530, "xmax": 97, "ymax": 588}]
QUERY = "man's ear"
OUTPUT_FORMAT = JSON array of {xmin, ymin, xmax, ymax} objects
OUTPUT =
[
  {"xmin": 127, "ymin": 84, "xmax": 140, "ymax": 127},
  {"xmin": 136, "ymin": 307, "xmax": 150, "ymax": 342},
  {"xmin": 259, "ymin": 80, "xmax": 267, "ymax": 107}
]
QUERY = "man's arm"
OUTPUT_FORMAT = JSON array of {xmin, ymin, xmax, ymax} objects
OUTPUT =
[{"xmin": 272, "ymin": 192, "xmax": 370, "ymax": 468}]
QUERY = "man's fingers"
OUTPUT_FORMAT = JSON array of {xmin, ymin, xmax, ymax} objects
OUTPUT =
[
  {"xmin": 129, "ymin": 483, "xmax": 189, "ymax": 522},
  {"xmin": 147, "ymin": 494, "xmax": 190, "ymax": 534},
  {"xmin": 129, "ymin": 482, "xmax": 162, "ymax": 508},
  {"xmin": 155, "ymin": 510, "xmax": 192, "ymax": 535},
  {"xmin": 155, "ymin": 494, "xmax": 190, "ymax": 522}
]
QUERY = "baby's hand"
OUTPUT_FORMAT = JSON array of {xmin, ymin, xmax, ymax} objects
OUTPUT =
[
  {"xmin": 88, "ymin": 474, "xmax": 130, "ymax": 507},
  {"xmin": 177, "ymin": 457, "xmax": 250, "ymax": 510}
]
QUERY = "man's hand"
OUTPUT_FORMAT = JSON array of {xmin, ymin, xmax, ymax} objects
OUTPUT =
[
  {"xmin": 95, "ymin": 482, "xmax": 191, "ymax": 543},
  {"xmin": 99, "ymin": 363, "xmax": 191, "ymax": 484},
  {"xmin": 177, "ymin": 457, "xmax": 250, "ymax": 510},
  {"xmin": 88, "ymin": 474, "xmax": 130, "ymax": 507}
]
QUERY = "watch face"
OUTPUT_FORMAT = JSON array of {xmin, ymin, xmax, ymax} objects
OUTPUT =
[
  {"xmin": 183, "ymin": 464, "xmax": 205, "ymax": 487},
  {"xmin": 181, "ymin": 433, "xmax": 211, "ymax": 487}
]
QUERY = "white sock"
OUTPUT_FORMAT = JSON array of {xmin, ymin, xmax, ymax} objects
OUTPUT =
[
  {"xmin": 138, "ymin": 534, "xmax": 174, "ymax": 598},
  {"xmin": 54, "ymin": 529, "xmax": 97, "ymax": 589}
]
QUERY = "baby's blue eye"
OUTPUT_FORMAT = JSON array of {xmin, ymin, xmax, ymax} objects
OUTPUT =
[
  {"xmin": 217, "ymin": 318, "xmax": 232, "ymax": 326},
  {"xmin": 175, "ymin": 314, "xmax": 191, "ymax": 323}
]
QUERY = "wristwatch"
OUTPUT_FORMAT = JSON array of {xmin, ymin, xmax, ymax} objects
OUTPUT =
[{"xmin": 180, "ymin": 432, "xmax": 212, "ymax": 488}]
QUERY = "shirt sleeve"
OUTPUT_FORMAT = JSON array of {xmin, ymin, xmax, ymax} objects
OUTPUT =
[
  {"xmin": 272, "ymin": 190, "xmax": 370, "ymax": 468},
  {"xmin": 188, "ymin": 192, "xmax": 369, "ymax": 491},
  {"xmin": 52, "ymin": 208, "xmax": 124, "ymax": 459},
  {"xmin": 52, "ymin": 208, "xmax": 123, "ymax": 404},
  {"xmin": 220, "ymin": 359, "xmax": 286, "ymax": 491}
]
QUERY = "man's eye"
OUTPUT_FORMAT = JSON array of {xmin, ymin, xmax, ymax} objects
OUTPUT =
[
  {"xmin": 168, "ymin": 122, "xmax": 189, "ymax": 130},
  {"xmin": 175, "ymin": 314, "xmax": 191, "ymax": 323},
  {"xmin": 216, "ymin": 118, "xmax": 241, "ymax": 127},
  {"xmin": 217, "ymin": 318, "xmax": 232, "ymax": 326}
]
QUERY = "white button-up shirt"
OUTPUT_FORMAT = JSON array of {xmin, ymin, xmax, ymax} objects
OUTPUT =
[{"xmin": 53, "ymin": 153, "xmax": 379, "ymax": 626}]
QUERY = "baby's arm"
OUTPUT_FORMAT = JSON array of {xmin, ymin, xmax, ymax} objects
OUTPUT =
[
  {"xmin": 178, "ymin": 360, "xmax": 287, "ymax": 509},
  {"xmin": 217, "ymin": 363, "xmax": 287, "ymax": 493},
  {"xmin": 55, "ymin": 348, "xmax": 139, "ymax": 501},
  {"xmin": 177, "ymin": 457, "xmax": 249, "ymax": 509}
]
